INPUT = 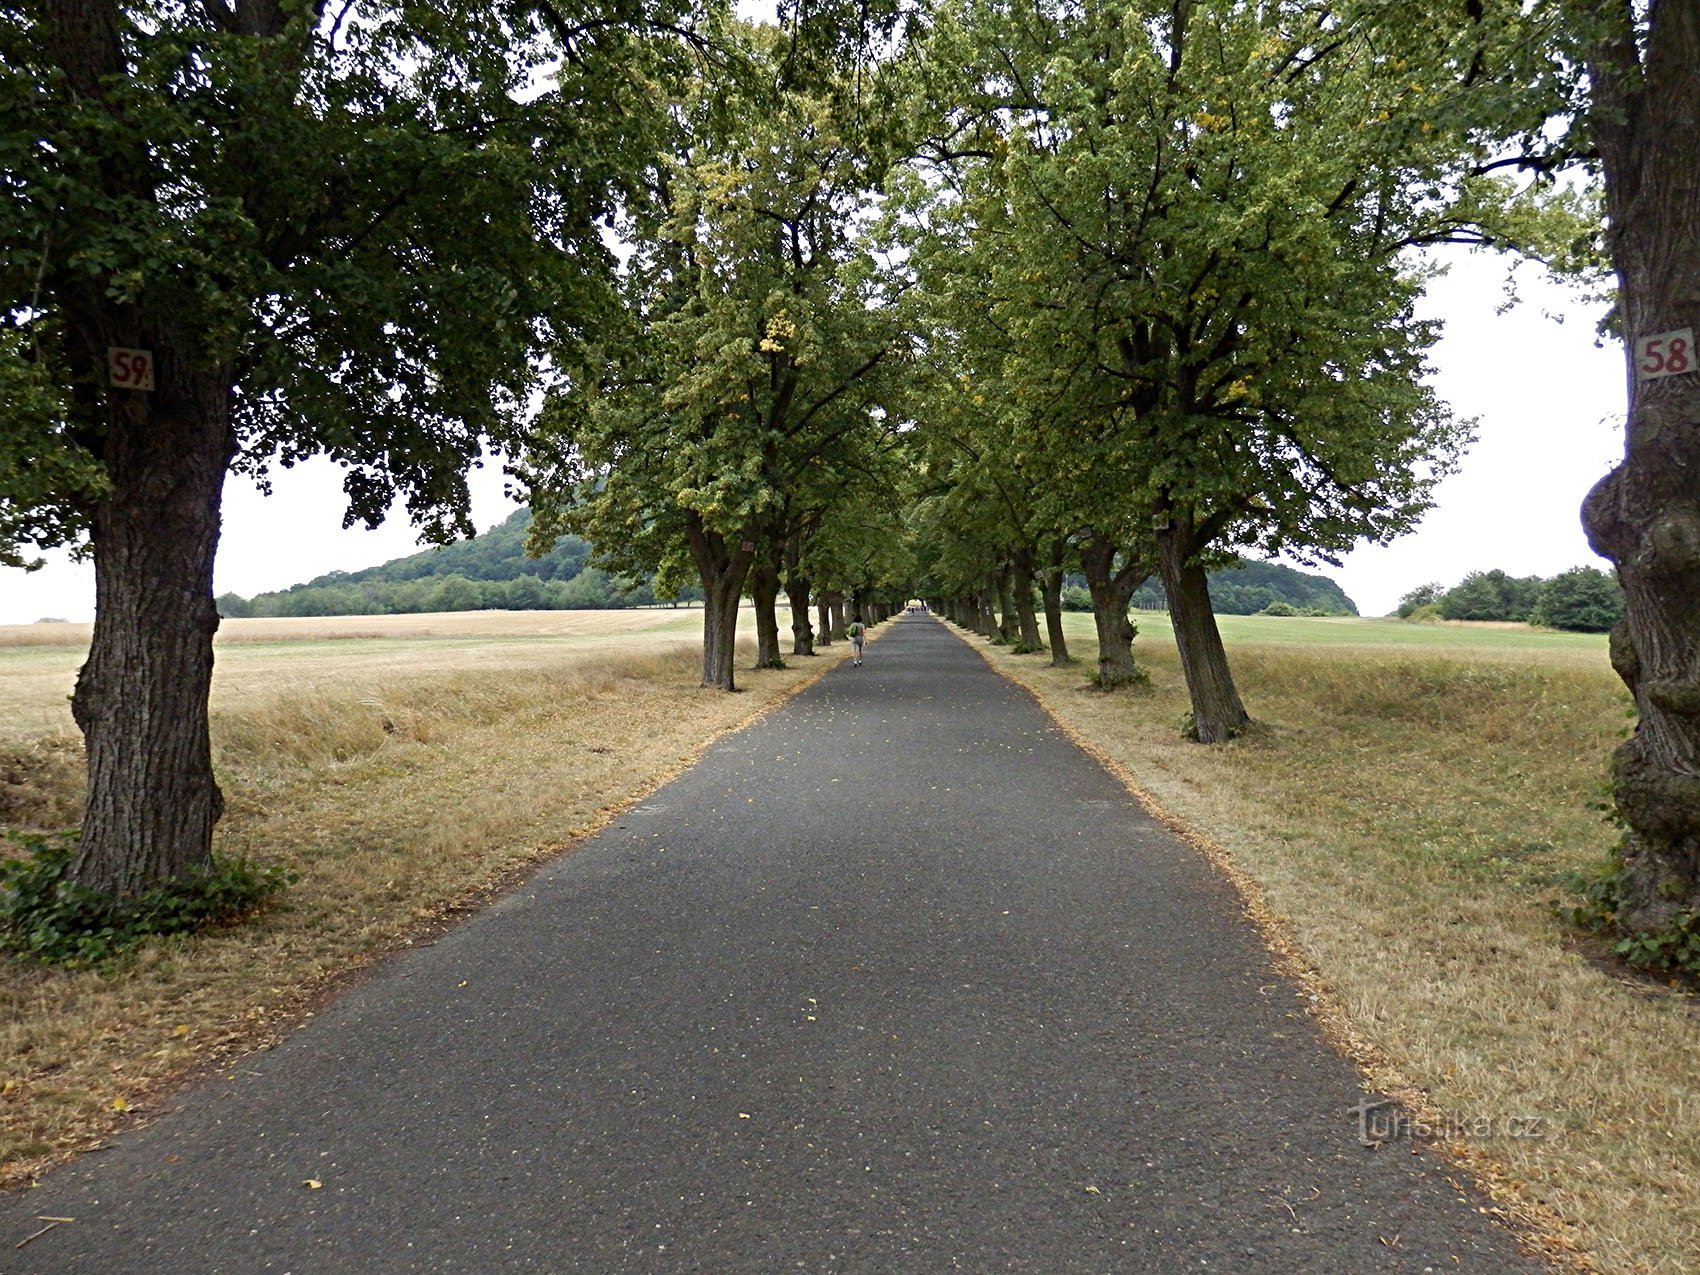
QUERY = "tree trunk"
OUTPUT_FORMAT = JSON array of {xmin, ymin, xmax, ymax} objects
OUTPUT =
[
  {"xmin": 69, "ymin": 361, "xmax": 236, "ymax": 898},
  {"xmin": 1041, "ymin": 540, "xmax": 1071, "ymax": 665},
  {"xmin": 688, "ymin": 514, "xmax": 755, "ymax": 691},
  {"xmin": 1581, "ymin": 7, "xmax": 1700, "ymax": 931},
  {"xmin": 816, "ymin": 595, "xmax": 832, "ymax": 646},
  {"xmin": 993, "ymin": 567, "xmax": 1015, "ymax": 643},
  {"xmin": 1078, "ymin": 533, "xmax": 1146, "ymax": 688},
  {"xmin": 750, "ymin": 542, "xmax": 785, "ymax": 668},
  {"xmin": 1009, "ymin": 545, "xmax": 1044, "ymax": 653},
  {"xmin": 784, "ymin": 558, "xmax": 815, "ymax": 657},
  {"xmin": 1158, "ymin": 522, "xmax": 1249, "ymax": 741}
]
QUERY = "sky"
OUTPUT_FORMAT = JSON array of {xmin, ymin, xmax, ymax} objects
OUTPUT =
[{"xmin": 0, "ymin": 250, "xmax": 1622, "ymax": 626}]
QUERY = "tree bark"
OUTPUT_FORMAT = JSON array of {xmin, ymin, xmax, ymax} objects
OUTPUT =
[
  {"xmin": 815, "ymin": 595, "xmax": 832, "ymax": 646},
  {"xmin": 993, "ymin": 566, "xmax": 1016, "ymax": 643},
  {"xmin": 1581, "ymin": 6, "xmax": 1700, "ymax": 930},
  {"xmin": 687, "ymin": 513, "xmax": 755, "ymax": 691},
  {"xmin": 750, "ymin": 540, "xmax": 785, "ymax": 668},
  {"xmin": 1009, "ymin": 545, "xmax": 1044, "ymax": 653},
  {"xmin": 1041, "ymin": 540, "xmax": 1071, "ymax": 665},
  {"xmin": 784, "ymin": 540, "xmax": 815, "ymax": 656},
  {"xmin": 1158, "ymin": 521, "xmax": 1249, "ymax": 741},
  {"xmin": 69, "ymin": 358, "xmax": 237, "ymax": 897},
  {"xmin": 1078, "ymin": 533, "xmax": 1147, "ymax": 687}
]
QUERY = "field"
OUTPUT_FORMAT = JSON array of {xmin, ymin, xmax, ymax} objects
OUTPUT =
[
  {"xmin": 3, "ymin": 607, "xmax": 1696, "ymax": 1272},
  {"xmin": 978, "ymin": 611, "xmax": 1694, "ymax": 1274}
]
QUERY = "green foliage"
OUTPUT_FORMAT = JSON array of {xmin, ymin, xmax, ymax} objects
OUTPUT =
[
  {"xmin": 1, "ymin": 1, "xmax": 706, "ymax": 558},
  {"xmin": 1060, "ymin": 585, "xmax": 1092, "ymax": 612},
  {"xmin": 1562, "ymin": 849, "xmax": 1700, "ymax": 978},
  {"xmin": 1439, "ymin": 569, "xmax": 1544, "ymax": 622},
  {"xmin": 1258, "ymin": 601, "xmax": 1298, "ymax": 617},
  {"xmin": 1396, "ymin": 583, "xmax": 1444, "ymax": 618},
  {"xmin": 1405, "ymin": 566, "xmax": 1624, "ymax": 630},
  {"xmin": 521, "ymin": 21, "xmax": 912, "ymax": 638},
  {"xmin": 1533, "ymin": 566, "xmax": 1625, "ymax": 633},
  {"xmin": 0, "ymin": 833, "xmax": 294, "ymax": 967}
]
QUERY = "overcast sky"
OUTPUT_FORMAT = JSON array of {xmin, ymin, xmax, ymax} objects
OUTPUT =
[{"xmin": 0, "ymin": 249, "xmax": 1621, "ymax": 626}]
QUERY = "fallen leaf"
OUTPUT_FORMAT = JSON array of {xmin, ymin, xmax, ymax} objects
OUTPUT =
[
  {"xmin": 304, "ymin": 1179, "xmax": 323, "ymax": 1190},
  {"xmin": 109, "ymin": 1097, "xmax": 131, "ymax": 1112}
]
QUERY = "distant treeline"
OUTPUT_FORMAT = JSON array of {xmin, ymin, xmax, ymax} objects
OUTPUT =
[
  {"xmin": 1396, "ymin": 566, "xmax": 1623, "ymax": 633},
  {"xmin": 217, "ymin": 509, "xmax": 701, "ymax": 618},
  {"xmin": 1062, "ymin": 559, "xmax": 1358, "ymax": 617}
]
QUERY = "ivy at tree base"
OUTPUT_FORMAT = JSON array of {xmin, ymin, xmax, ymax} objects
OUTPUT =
[
  {"xmin": 1563, "ymin": 844, "xmax": 1700, "ymax": 978},
  {"xmin": 0, "ymin": 833, "xmax": 295, "ymax": 967}
]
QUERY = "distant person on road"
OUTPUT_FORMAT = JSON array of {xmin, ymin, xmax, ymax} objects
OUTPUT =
[{"xmin": 847, "ymin": 616, "xmax": 866, "ymax": 666}]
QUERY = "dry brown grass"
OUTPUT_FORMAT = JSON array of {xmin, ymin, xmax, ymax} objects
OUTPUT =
[
  {"xmin": 0, "ymin": 608, "xmax": 837, "ymax": 1186},
  {"xmin": 970, "ymin": 614, "xmax": 1698, "ymax": 1275}
]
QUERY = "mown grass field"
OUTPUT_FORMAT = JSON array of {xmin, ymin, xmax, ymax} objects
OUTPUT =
[
  {"xmin": 0, "ymin": 606, "xmax": 834, "ymax": 1187},
  {"xmin": 973, "ymin": 611, "xmax": 1694, "ymax": 1275}
]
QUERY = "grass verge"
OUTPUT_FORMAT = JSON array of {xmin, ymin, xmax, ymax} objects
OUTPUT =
[
  {"xmin": 966, "ymin": 613, "xmax": 1697, "ymax": 1275},
  {"xmin": 1, "ymin": 619, "xmax": 844, "ymax": 1188}
]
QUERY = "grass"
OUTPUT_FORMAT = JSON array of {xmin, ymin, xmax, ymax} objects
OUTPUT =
[
  {"xmin": 971, "ymin": 611, "xmax": 1696, "ymax": 1275},
  {"xmin": 0, "ymin": 607, "xmax": 838, "ymax": 1186}
]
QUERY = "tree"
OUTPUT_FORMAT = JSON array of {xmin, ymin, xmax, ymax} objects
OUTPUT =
[
  {"xmin": 1439, "ymin": 569, "xmax": 1543, "ymax": 621},
  {"xmin": 524, "ymin": 22, "xmax": 908, "ymax": 689},
  {"xmin": 1532, "ymin": 565, "xmax": 1623, "ymax": 634},
  {"xmin": 1397, "ymin": 582, "xmax": 1445, "ymax": 619},
  {"xmin": 0, "ymin": 1, "xmax": 696, "ymax": 897},
  {"xmin": 908, "ymin": 0, "xmax": 1586, "ymax": 739},
  {"xmin": 1573, "ymin": 3, "xmax": 1700, "ymax": 933}
]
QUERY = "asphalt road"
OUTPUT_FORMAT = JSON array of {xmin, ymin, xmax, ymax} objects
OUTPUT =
[{"xmin": 0, "ymin": 615, "xmax": 1546, "ymax": 1273}]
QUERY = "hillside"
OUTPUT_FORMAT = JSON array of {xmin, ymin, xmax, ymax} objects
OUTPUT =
[
  {"xmin": 1130, "ymin": 559, "xmax": 1358, "ymax": 616},
  {"xmin": 217, "ymin": 509, "xmax": 692, "ymax": 617}
]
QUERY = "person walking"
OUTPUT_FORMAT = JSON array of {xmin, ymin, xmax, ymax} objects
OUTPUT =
[{"xmin": 846, "ymin": 616, "xmax": 866, "ymax": 666}]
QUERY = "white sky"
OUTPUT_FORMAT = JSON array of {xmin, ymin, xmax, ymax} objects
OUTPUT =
[{"xmin": 0, "ymin": 251, "xmax": 1621, "ymax": 627}]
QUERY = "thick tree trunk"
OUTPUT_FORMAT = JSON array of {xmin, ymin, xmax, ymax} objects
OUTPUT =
[
  {"xmin": 1581, "ymin": 8, "xmax": 1700, "ymax": 931},
  {"xmin": 975, "ymin": 588, "xmax": 997, "ymax": 638},
  {"xmin": 1041, "ymin": 540, "xmax": 1071, "ymax": 665},
  {"xmin": 1078, "ymin": 534, "xmax": 1146, "ymax": 687},
  {"xmin": 750, "ymin": 545, "xmax": 785, "ymax": 668},
  {"xmin": 69, "ymin": 362, "xmax": 236, "ymax": 898},
  {"xmin": 1009, "ymin": 545, "xmax": 1044, "ymax": 653},
  {"xmin": 815, "ymin": 596, "xmax": 832, "ymax": 646},
  {"xmin": 1158, "ymin": 523, "xmax": 1249, "ymax": 741},
  {"xmin": 828, "ymin": 591, "xmax": 848, "ymax": 641},
  {"xmin": 993, "ymin": 567, "xmax": 1015, "ymax": 643},
  {"xmin": 785, "ymin": 570, "xmax": 815, "ymax": 657},
  {"xmin": 688, "ymin": 514, "xmax": 755, "ymax": 691}
]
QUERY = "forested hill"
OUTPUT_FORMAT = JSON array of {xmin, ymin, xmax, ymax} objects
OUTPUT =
[
  {"xmin": 1129, "ymin": 559, "xmax": 1358, "ymax": 616},
  {"xmin": 217, "ymin": 509, "xmax": 689, "ymax": 617},
  {"xmin": 301, "ymin": 508, "xmax": 580, "ymax": 587}
]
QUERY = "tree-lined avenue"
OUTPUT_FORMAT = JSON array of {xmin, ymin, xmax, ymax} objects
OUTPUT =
[{"xmin": 0, "ymin": 617, "xmax": 1542, "ymax": 1273}]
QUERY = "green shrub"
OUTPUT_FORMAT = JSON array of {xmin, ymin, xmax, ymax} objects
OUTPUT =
[{"xmin": 0, "ymin": 833, "xmax": 295, "ymax": 967}]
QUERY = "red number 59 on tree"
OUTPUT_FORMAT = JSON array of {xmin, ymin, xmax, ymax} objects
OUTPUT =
[
  {"xmin": 107, "ymin": 346, "xmax": 155, "ymax": 391},
  {"xmin": 1636, "ymin": 328, "xmax": 1695, "ymax": 381}
]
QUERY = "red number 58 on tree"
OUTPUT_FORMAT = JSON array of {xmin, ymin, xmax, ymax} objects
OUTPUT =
[{"xmin": 1636, "ymin": 328, "xmax": 1695, "ymax": 381}]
